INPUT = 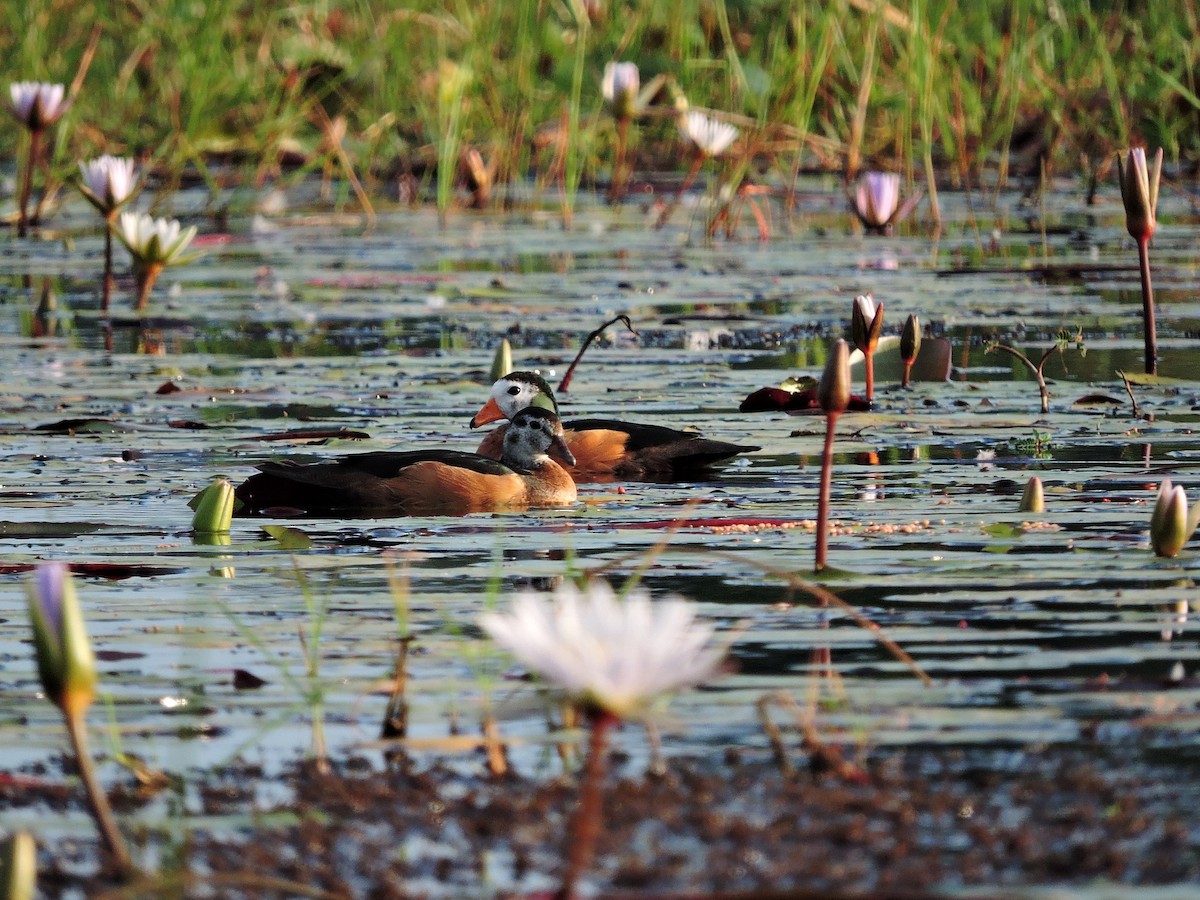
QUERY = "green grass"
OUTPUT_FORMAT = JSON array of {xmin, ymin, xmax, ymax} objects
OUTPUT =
[{"xmin": 2, "ymin": 0, "xmax": 1198, "ymax": 212}]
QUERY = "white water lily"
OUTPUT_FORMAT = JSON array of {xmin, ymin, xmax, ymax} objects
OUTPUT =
[
  {"xmin": 678, "ymin": 110, "xmax": 738, "ymax": 158},
  {"xmin": 9, "ymin": 81, "xmax": 67, "ymax": 130},
  {"xmin": 1150, "ymin": 479, "xmax": 1200, "ymax": 558},
  {"xmin": 480, "ymin": 580, "xmax": 724, "ymax": 719},
  {"xmin": 114, "ymin": 211, "xmax": 198, "ymax": 267},
  {"xmin": 1116, "ymin": 147, "xmax": 1162, "ymax": 242},
  {"xmin": 78, "ymin": 156, "xmax": 137, "ymax": 216},
  {"xmin": 601, "ymin": 61, "xmax": 640, "ymax": 121},
  {"xmin": 851, "ymin": 293, "xmax": 883, "ymax": 354}
]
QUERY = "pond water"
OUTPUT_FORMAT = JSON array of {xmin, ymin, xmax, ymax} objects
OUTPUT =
[{"xmin": 3, "ymin": 177, "xmax": 1200, "ymax": 874}]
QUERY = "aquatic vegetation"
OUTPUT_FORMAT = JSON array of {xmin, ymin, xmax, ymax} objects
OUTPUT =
[
  {"xmin": 0, "ymin": 832, "xmax": 35, "ymax": 900},
  {"xmin": 985, "ymin": 329, "xmax": 1086, "ymax": 414},
  {"xmin": 815, "ymin": 338, "xmax": 851, "ymax": 573},
  {"xmin": 8, "ymin": 81, "xmax": 67, "ymax": 237},
  {"xmin": 26, "ymin": 564, "xmax": 132, "ymax": 875},
  {"xmin": 481, "ymin": 578, "xmax": 723, "ymax": 898},
  {"xmin": 849, "ymin": 293, "xmax": 883, "ymax": 403},
  {"xmin": 1149, "ymin": 480, "xmax": 1200, "ymax": 559},
  {"xmin": 1019, "ymin": 476, "xmax": 1044, "ymax": 514},
  {"xmin": 78, "ymin": 155, "xmax": 137, "ymax": 312},
  {"xmin": 1116, "ymin": 147, "xmax": 1163, "ymax": 375},
  {"xmin": 189, "ymin": 477, "xmax": 235, "ymax": 534},
  {"xmin": 112, "ymin": 211, "xmax": 199, "ymax": 312}
]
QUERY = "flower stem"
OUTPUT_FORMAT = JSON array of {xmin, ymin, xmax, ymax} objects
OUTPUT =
[
  {"xmin": 1137, "ymin": 236, "xmax": 1157, "ymax": 375},
  {"xmin": 557, "ymin": 711, "xmax": 615, "ymax": 900},
  {"xmin": 64, "ymin": 710, "xmax": 134, "ymax": 876},
  {"xmin": 102, "ymin": 221, "xmax": 114, "ymax": 314},
  {"xmin": 609, "ymin": 117, "xmax": 630, "ymax": 204},
  {"xmin": 901, "ymin": 360, "xmax": 913, "ymax": 388},
  {"xmin": 656, "ymin": 153, "xmax": 704, "ymax": 229},
  {"xmin": 864, "ymin": 351, "xmax": 875, "ymax": 403},
  {"xmin": 815, "ymin": 411, "xmax": 841, "ymax": 573},
  {"xmin": 134, "ymin": 264, "xmax": 161, "ymax": 313},
  {"xmin": 17, "ymin": 129, "xmax": 41, "ymax": 239}
]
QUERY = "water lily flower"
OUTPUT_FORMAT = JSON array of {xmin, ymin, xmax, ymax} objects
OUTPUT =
[
  {"xmin": 850, "ymin": 294, "xmax": 883, "ymax": 402},
  {"xmin": 1150, "ymin": 479, "xmax": 1200, "ymax": 558},
  {"xmin": 26, "ymin": 563, "xmax": 96, "ymax": 718},
  {"xmin": 678, "ymin": 110, "xmax": 739, "ymax": 158},
  {"xmin": 1117, "ymin": 147, "xmax": 1162, "ymax": 243},
  {"xmin": 602, "ymin": 62, "xmax": 640, "ymax": 122},
  {"xmin": 78, "ymin": 156, "xmax": 137, "ymax": 217},
  {"xmin": 114, "ymin": 211, "xmax": 200, "ymax": 312},
  {"xmin": 8, "ymin": 81, "xmax": 67, "ymax": 131},
  {"xmin": 900, "ymin": 313, "xmax": 921, "ymax": 387},
  {"xmin": 854, "ymin": 172, "xmax": 899, "ymax": 229},
  {"xmin": 1117, "ymin": 147, "xmax": 1164, "ymax": 375},
  {"xmin": 480, "ymin": 579, "xmax": 723, "ymax": 720}
]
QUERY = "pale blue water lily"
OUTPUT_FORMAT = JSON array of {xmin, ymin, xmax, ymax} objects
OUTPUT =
[
  {"xmin": 8, "ymin": 81, "xmax": 67, "ymax": 130},
  {"xmin": 78, "ymin": 156, "xmax": 137, "ymax": 216},
  {"xmin": 602, "ymin": 62, "xmax": 640, "ymax": 121},
  {"xmin": 26, "ymin": 562, "xmax": 96, "ymax": 718},
  {"xmin": 114, "ymin": 211, "xmax": 199, "ymax": 268},
  {"xmin": 678, "ymin": 110, "xmax": 738, "ymax": 158}
]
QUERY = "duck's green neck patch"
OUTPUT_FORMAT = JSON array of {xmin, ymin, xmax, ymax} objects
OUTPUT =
[{"xmin": 509, "ymin": 370, "xmax": 559, "ymax": 414}]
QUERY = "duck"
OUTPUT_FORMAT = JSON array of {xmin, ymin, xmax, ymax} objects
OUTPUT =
[
  {"xmin": 470, "ymin": 371, "xmax": 760, "ymax": 482},
  {"xmin": 235, "ymin": 407, "xmax": 577, "ymax": 517}
]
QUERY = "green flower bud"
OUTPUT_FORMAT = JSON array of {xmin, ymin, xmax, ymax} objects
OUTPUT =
[
  {"xmin": 0, "ymin": 831, "xmax": 36, "ymax": 900},
  {"xmin": 190, "ymin": 477, "xmax": 235, "ymax": 534},
  {"xmin": 1019, "ymin": 476, "xmax": 1044, "ymax": 513},
  {"xmin": 26, "ymin": 563, "xmax": 96, "ymax": 719},
  {"xmin": 490, "ymin": 338, "xmax": 513, "ymax": 383},
  {"xmin": 817, "ymin": 339, "xmax": 851, "ymax": 415}
]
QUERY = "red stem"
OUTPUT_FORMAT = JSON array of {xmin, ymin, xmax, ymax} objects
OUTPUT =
[
  {"xmin": 815, "ymin": 411, "xmax": 840, "ymax": 573},
  {"xmin": 17, "ymin": 128, "xmax": 41, "ymax": 238},
  {"xmin": 102, "ymin": 222, "xmax": 114, "ymax": 314},
  {"xmin": 901, "ymin": 359, "xmax": 913, "ymax": 388},
  {"xmin": 557, "ymin": 711, "xmax": 615, "ymax": 900},
  {"xmin": 1137, "ymin": 237, "xmax": 1157, "ymax": 375},
  {"xmin": 864, "ymin": 351, "xmax": 875, "ymax": 403},
  {"xmin": 610, "ymin": 117, "xmax": 629, "ymax": 203},
  {"xmin": 656, "ymin": 153, "xmax": 704, "ymax": 229}
]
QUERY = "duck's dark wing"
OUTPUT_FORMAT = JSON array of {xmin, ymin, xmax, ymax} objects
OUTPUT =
[
  {"xmin": 565, "ymin": 418, "xmax": 759, "ymax": 480},
  {"xmin": 235, "ymin": 450, "xmax": 514, "ymax": 516}
]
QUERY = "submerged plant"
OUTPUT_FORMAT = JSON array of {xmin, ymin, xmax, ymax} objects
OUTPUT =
[
  {"xmin": 480, "ymin": 579, "xmax": 723, "ymax": 899},
  {"xmin": 8, "ymin": 81, "xmax": 69, "ymax": 238},
  {"xmin": 26, "ymin": 563, "xmax": 133, "ymax": 875},
  {"xmin": 79, "ymin": 156, "xmax": 138, "ymax": 314},
  {"xmin": 1116, "ymin": 147, "xmax": 1163, "ymax": 375},
  {"xmin": 815, "ymin": 339, "xmax": 851, "ymax": 573},
  {"xmin": 985, "ymin": 328, "xmax": 1085, "ymax": 414},
  {"xmin": 1149, "ymin": 480, "xmax": 1200, "ymax": 559},
  {"xmin": 113, "ymin": 211, "xmax": 199, "ymax": 312},
  {"xmin": 850, "ymin": 294, "xmax": 883, "ymax": 403}
]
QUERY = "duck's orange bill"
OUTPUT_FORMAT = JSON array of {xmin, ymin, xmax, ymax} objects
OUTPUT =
[{"xmin": 469, "ymin": 396, "xmax": 505, "ymax": 428}]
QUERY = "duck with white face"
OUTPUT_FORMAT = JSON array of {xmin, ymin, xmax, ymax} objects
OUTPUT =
[
  {"xmin": 470, "ymin": 371, "xmax": 759, "ymax": 483},
  {"xmin": 235, "ymin": 407, "xmax": 577, "ymax": 517}
]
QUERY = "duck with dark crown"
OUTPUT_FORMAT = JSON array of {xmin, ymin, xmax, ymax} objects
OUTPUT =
[
  {"xmin": 236, "ymin": 407, "xmax": 577, "ymax": 517},
  {"xmin": 470, "ymin": 371, "xmax": 759, "ymax": 482}
]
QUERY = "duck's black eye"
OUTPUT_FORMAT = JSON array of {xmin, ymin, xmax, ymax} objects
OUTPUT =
[{"xmin": 507, "ymin": 386, "xmax": 521, "ymax": 396}]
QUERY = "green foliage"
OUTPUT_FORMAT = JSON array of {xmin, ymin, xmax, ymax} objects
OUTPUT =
[{"xmin": 2, "ymin": 1, "xmax": 1199, "ymax": 198}]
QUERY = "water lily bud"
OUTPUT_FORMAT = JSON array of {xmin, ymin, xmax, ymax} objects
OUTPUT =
[
  {"xmin": 1019, "ymin": 476, "xmax": 1044, "ymax": 513},
  {"xmin": 191, "ymin": 477, "xmax": 235, "ymax": 533},
  {"xmin": 901, "ymin": 313, "xmax": 921, "ymax": 363},
  {"xmin": 9, "ymin": 81, "xmax": 67, "ymax": 131},
  {"xmin": 490, "ymin": 338, "xmax": 513, "ymax": 383},
  {"xmin": 1150, "ymin": 480, "xmax": 1190, "ymax": 558},
  {"xmin": 850, "ymin": 294, "xmax": 883, "ymax": 354},
  {"xmin": 26, "ymin": 563, "xmax": 96, "ymax": 719},
  {"xmin": 0, "ymin": 831, "xmax": 36, "ymax": 900},
  {"xmin": 817, "ymin": 339, "xmax": 851, "ymax": 415},
  {"xmin": 1117, "ymin": 147, "xmax": 1162, "ymax": 243}
]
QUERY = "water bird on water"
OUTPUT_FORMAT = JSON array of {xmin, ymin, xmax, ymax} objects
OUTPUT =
[
  {"xmin": 236, "ymin": 407, "xmax": 577, "ymax": 517},
  {"xmin": 471, "ymin": 371, "xmax": 759, "ymax": 482}
]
